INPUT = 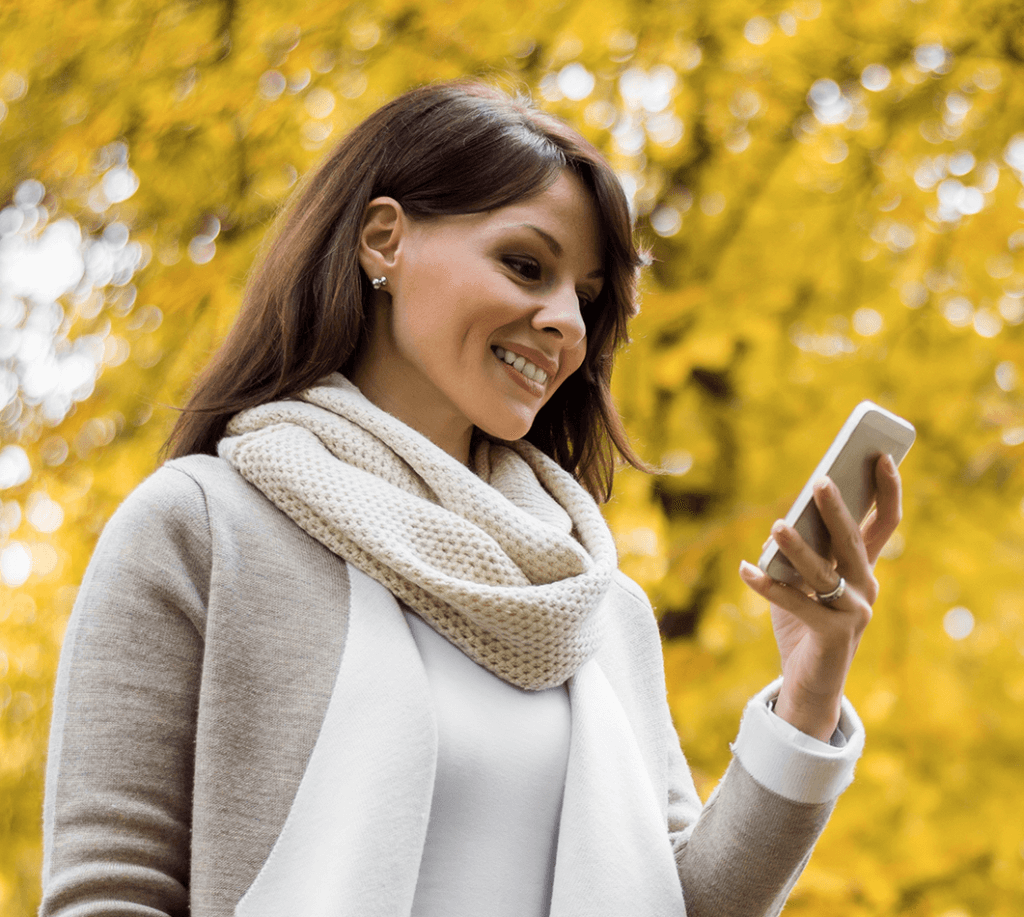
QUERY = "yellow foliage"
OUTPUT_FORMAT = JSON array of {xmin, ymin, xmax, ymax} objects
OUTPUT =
[{"xmin": 3, "ymin": 0, "xmax": 1024, "ymax": 914}]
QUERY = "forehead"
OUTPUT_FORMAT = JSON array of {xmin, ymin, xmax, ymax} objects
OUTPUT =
[
  {"xmin": 401, "ymin": 170, "xmax": 606, "ymax": 277},
  {"xmin": 483, "ymin": 172, "xmax": 604, "ymax": 263}
]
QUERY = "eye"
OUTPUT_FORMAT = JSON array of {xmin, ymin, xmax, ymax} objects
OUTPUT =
[{"xmin": 503, "ymin": 255, "xmax": 542, "ymax": 281}]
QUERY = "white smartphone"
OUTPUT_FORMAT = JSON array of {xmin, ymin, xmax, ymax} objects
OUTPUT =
[{"xmin": 757, "ymin": 400, "xmax": 916, "ymax": 586}]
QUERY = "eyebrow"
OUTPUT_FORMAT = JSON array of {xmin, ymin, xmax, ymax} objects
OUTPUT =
[{"xmin": 520, "ymin": 224, "xmax": 605, "ymax": 279}]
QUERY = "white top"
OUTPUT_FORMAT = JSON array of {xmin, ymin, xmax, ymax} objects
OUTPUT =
[{"xmin": 403, "ymin": 611, "xmax": 571, "ymax": 917}]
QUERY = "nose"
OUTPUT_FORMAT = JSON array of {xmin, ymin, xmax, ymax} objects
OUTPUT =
[{"xmin": 533, "ymin": 283, "xmax": 587, "ymax": 347}]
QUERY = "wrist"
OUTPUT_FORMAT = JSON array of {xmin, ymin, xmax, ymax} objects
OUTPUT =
[{"xmin": 773, "ymin": 684, "xmax": 842, "ymax": 743}]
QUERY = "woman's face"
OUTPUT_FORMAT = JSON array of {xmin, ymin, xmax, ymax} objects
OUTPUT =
[{"xmin": 353, "ymin": 170, "xmax": 604, "ymax": 463}]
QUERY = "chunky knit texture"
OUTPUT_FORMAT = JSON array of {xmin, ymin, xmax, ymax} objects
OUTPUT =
[{"xmin": 218, "ymin": 373, "xmax": 618, "ymax": 691}]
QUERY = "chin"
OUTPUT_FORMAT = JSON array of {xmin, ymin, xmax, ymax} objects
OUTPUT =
[{"xmin": 475, "ymin": 412, "xmax": 537, "ymax": 444}]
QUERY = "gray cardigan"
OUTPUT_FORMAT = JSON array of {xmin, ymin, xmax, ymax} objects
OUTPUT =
[{"xmin": 40, "ymin": 455, "xmax": 852, "ymax": 916}]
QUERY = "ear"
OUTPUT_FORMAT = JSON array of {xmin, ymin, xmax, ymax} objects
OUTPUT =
[{"xmin": 358, "ymin": 197, "xmax": 405, "ymax": 283}]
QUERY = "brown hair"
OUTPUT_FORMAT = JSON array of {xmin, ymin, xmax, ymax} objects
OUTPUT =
[{"xmin": 164, "ymin": 81, "xmax": 647, "ymax": 501}]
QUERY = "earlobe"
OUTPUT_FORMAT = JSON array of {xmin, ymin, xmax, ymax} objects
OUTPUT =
[{"xmin": 358, "ymin": 197, "xmax": 404, "ymax": 280}]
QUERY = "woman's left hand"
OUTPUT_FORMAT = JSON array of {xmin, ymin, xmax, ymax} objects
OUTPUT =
[{"xmin": 739, "ymin": 454, "xmax": 903, "ymax": 742}]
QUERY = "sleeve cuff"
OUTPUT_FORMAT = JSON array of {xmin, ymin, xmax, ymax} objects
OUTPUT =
[{"xmin": 730, "ymin": 677, "xmax": 865, "ymax": 805}]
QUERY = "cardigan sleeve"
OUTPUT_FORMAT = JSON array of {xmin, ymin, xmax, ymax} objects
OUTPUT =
[
  {"xmin": 668, "ymin": 680, "xmax": 864, "ymax": 917},
  {"xmin": 39, "ymin": 466, "xmax": 211, "ymax": 917}
]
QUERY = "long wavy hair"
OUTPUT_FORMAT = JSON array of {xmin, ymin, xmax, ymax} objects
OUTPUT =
[{"xmin": 163, "ymin": 81, "xmax": 647, "ymax": 501}]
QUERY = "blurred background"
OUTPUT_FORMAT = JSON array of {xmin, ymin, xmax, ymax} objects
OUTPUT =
[{"xmin": 2, "ymin": 0, "xmax": 1023, "ymax": 914}]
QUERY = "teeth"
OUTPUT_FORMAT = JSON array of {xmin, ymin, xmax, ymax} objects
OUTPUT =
[{"xmin": 492, "ymin": 346, "xmax": 549, "ymax": 385}]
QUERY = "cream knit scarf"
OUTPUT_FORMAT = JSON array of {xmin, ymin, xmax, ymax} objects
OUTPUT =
[{"xmin": 217, "ymin": 373, "xmax": 618, "ymax": 691}]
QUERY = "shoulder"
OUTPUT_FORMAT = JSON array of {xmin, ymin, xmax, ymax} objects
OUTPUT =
[
  {"xmin": 161, "ymin": 455, "xmax": 340, "ymax": 575},
  {"xmin": 88, "ymin": 454, "xmax": 344, "ymax": 637},
  {"xmin": 162, "ymin": 454, "xmax": 353, "ymax": 613},
  {"xmin": 108, "ymin": 455, "xmax": 212, "ymax": 527},
  {"xmin": 98, "ymin": 455, "xmax": 256, "ymax": 566},
  {"xmin": 595, "ymin": 570, "xmax": 665, "ymax": 696},
  {"xmin": 111, "ymin": 454, "xmax": 287, "ymax": 548},
  {"xmin": 95, "ymin": 459, "xmax": 211, "ymax": 569},
  {"xmin": 604, "ymin": 569, "xmax": 660, "ymax": 643},
  {"xmin": 102, "ymin": 453, "xmax": 261, "ymax": 538},
  {"xmin": 159, "ymin": 453, "xmax": 260, "ymax": 511},
  {"xmin": 609, "ymin": 569, "xmax": 655, "ymax": 614},
  {"xmin": 72, "ymin": 458, "xmax": 231, "ymax": 640},
  {"xmin": 113, "ymin": 453, "xmax": 319, "ymax": 582},
  {"xmin": 89, "ymin": 456, "xmax": 267, "ymax": 612}
]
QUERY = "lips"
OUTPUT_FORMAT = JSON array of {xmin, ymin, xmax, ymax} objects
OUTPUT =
[{"xmin": 493, "ymin": 346, "xmax": 550, "ymax": 385}]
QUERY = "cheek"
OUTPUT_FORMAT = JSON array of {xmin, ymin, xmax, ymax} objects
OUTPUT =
[{"xmin": 391, "ymin": 297, "xmax": 450, "ymax": 355}]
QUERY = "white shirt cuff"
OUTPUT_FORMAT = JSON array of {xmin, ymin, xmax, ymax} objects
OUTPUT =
[{"xmin": 730, "ymin": 677, "xmax": 865, "ymax": 805}]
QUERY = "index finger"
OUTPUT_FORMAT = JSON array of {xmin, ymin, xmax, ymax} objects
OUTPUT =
[{"xmin": 862, "ymin": 454, "xmax": 903, "ymax": 565}]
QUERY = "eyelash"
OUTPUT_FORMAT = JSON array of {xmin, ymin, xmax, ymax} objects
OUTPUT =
[
  {"xmin": 503, "ymin": 255, "xmax": 542, "ymax": 281},
  {"xmin": 503, "ymin": 255, "xmax": 595, "ymax": 307}
]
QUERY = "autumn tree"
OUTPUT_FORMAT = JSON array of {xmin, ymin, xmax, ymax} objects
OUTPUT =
[{"xmin": 2, "ymin": 0, "xmax": 1023, "ymax": 913}]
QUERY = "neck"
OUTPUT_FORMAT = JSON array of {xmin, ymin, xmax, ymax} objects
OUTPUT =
[{"xmin": 346, "ymin": 367, "xmax": 474, "ymax": 466}]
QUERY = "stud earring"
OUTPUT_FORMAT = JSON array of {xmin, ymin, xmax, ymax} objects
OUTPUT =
[{"xmin": 371, "ymin": 276, "xmax": 388, "ymax": 290}]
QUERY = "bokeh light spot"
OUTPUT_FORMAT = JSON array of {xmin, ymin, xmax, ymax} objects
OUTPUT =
[
  {"xmin": 25, "ymin": 492, "xmax": 62, "ymax": 533},
  {"xmin": 305, "ymin": 87, "xmax": 336, "ymax": 119},
  {"xmin": 650, "ymin": 205, "xmax": 681, "ymax": 237},
  {"xmin": 948, "ymin": 151, "xmax": 976, "ymax": 176},
  {"xmin": 943, "ymin": 606, "xmax": 975, "ymax": 640},
  {"xmin": 350, "ymin": 21, "xmax": 381, "ymax": 50},
  {"xmin": 101, "ymin": 167, "xmax": 139, "ymax": 204},
  {"xmin": 808, "ymin": 79, "xmax": 852, "ymax": 125},
  {"xmin": 942, "ymin": 296, "xmax": 974, "ymax": 327},
  {"xmin": 744, "ymin": 17, "xmax": 773, "ymax": 45},
  {"xmin": 914, "ymin": 43, "xmax": 951, "ymax": 74},
  {"xmin": 861, "ymin": 64, "xmax": 891, "ymax": 92},
  {"xmin": 973, "ymin": 308, "xmax": 1002, "ymax": 338},
  {"xmin": 0, "ymin": 542, "xmax": 31, "ymax": 586},
  {"xmin": 995, "ymin": 361, "xmax": 1018, "ymax": 391},
  {"xmin": 0, "ymin": 445, "xmax": 31, "ymax": 489},
  {"xmin": 853, "ymin": 307, "xmax": 883, "ymax": 336},
  {"xmin": 259, "ymin": 70, "xmax": 286, "ymax": 100},
  {"xmin": 0, "ymin": 71, "xmax": 28, "ymax": 101},
  {"xmin": 557, "ymin": 63, "xmax": 595, "ymax": 101},
  {"xmin": 998, "ymin": 294, "xmax": 1024, "ymax": 324}
]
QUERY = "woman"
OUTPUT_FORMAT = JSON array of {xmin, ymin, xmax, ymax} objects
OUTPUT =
[{"xmin": 40, "ymin": 82, "xmax": 902, "ymax": 917}]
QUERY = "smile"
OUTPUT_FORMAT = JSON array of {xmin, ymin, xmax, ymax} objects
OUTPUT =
[{"xmin": 492, "ymin": 346, "xmax": 550, "ymax": 385}]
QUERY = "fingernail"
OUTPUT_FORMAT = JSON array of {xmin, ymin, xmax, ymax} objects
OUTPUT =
[
  {"xmin": 739, "ymin": 560, "xmax": 761, "ymax": 583},
  {"xmin": 884, "ymin": 453, "xmax": 897, "ymax": 473},
  {"xmin": 813, "ymin": 476, "xmax": 832, "ymax": 496},
  {"xmin": 770, "ymin": 519, "xmax": 788, "ymax": 541}
]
